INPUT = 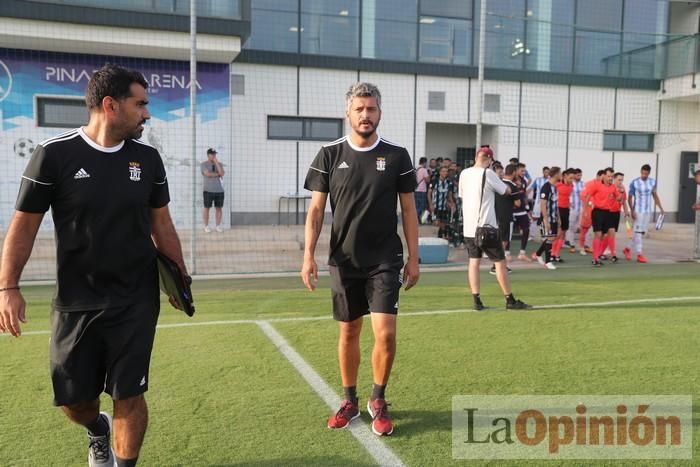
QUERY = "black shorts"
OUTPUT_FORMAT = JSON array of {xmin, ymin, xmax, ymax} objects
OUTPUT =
[
  {"xmin": 609, "ymin": 211, "xmax": 621, "ymax": 232},
  {"xmin": 513, "ymin": 213, "xmax": 530, "ymax": 231},
  {"xmin": 50, "ymin": 299, "xmax": 160, "ymax": 406},
  {"xmin": 498, "ymin": 220, "xmax": 513, "ymax": 243},
  {"xmin": 558, "ymin": 207, "xmax": 570, "ymax": 231},
  {"xmin": 539, "ymin": 223, "xmax": 559, "ymax": 238},
  {"xmin": 465, "ymin": 237, "xmax": 506, "ymax": 261},
  {"xmin": 329, "ymin": 259, "xmax": 403, "ymax": 322},
  {"xmin": 434, "ymin": 209, "xmax": 451, "ymax": 223},
  {"xmin": 592, "ymin": 208, "xmax": 610, "ymax": 233},
  {"xmin": 203, "ymin": 191, "xmax": 224, "ymax": 208}
]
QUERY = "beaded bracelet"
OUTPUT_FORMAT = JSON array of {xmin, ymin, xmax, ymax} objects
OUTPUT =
[{"xmin": 0, "ymin": 286, "xmax": 20, "ymax": 292}]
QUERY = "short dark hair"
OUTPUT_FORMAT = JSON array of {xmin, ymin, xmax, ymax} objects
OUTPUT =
[
  {"xmin": 505, "ymin": 163, "xmax": 517, "ymax": 175},
  {"xmin": 444, "ymin": 158, "xmax": 452, "ymax": 162},
  {"xmin": 419, "ymin": 157, "xmax": 427, "ymax": 164},
  {"xmin": 542, "ymin": 166, "xmax": 550, "ymax": 172},
  {"xmin": 604, "ymin": 167, "xmax": 614, "ymax": 173},
  {"xmin": 85, "ymin": 64, "xmax": 148, "ymax": 110},
  {"xmin": 549, "ymin": 166, "xmax": 561, "ymax": 177},
  {"xmin": 641, "ymin": 164, "xmax": 652, "ymax": 172},
  {"xmin": 517, "ymin": 162, "xmax": 526, "ymax": 169},
  {"xmin": 614, "ymin": 172, "xmax": 624, "ymax": 178},
  {"xmin": 509, "ymin": 157, "xmax": 519, "ymax": 164},
  {"xmin": 574, "ymin": 168, "xmax": 582, "ymax": 174},
  {"xmin": 596, "ymin": 169, "xmax": 605, "ymax": 177}
]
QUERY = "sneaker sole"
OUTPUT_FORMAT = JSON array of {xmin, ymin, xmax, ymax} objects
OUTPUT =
[
  {"xmin": 327, "ymin": 410, "xmax": 360, "ymax": 429},
  {"xmin": 367, "ymin": 401, "xmax": 393, "ymax": 436}
]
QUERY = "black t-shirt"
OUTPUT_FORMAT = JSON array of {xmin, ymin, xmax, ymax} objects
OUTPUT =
[
  {"xmin": 539, "ymin": 181, "xmax": 559, "ymax": 225},
  {"xmin": 16, "ymin": 128, "xmax": 170, "ymax": 312},
  {"xmin": 304, "ymin": 136, "xmax": 416, "ymax": 267},
  {"xmin": 495, "ymin": 179, "xmax": 520, "ymax": 224}
]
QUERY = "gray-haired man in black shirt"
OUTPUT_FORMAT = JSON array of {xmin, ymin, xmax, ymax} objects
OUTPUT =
[{"xmin": 302, "ymin": 82, "xmax": 419, "ymax": 437}]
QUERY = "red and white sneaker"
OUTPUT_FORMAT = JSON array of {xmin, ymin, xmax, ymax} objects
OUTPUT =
[
  {"xmin": 623, "ymin": 247, "xmax": 632, "ymax": 261},
  {"xmin": 637, "ymin": 254, "xmax": 648, "ymax": 263},
  {"xmin": 327, "ymin": 400, "xmax": 360, "ymax": 429},
  {"xmin": 367, "ymin": 399, "xmax": 394, "ymax": 436}
]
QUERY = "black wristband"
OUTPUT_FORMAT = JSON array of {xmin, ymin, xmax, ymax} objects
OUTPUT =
[{"xmin": 0, "ymin": 286, "xmax": 20, "ymax": 292}]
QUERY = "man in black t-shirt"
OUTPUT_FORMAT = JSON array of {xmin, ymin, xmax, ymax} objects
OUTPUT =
[
  {"xmin": 302, "ymin": 82, "xmax": 419, "ymax": 437},
  {"xmin": 492, "ymin": 163, "xmax": 520, "ymax": 273},
  {"xmin": 0, "ymin": 65, "xmax": 187, "ymax": 467}
]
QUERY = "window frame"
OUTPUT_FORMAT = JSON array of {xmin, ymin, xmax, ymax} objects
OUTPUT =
[
  {"xmin": 602, "ymin": 130, "xmax": 655, "ymax": 152},
  {"xmin": 35, "ymin": 95, "xmax": 88, "ymax": 128},
  {"xmin": 267, "ymin": 115, "xmax": 343, "ymax": 141}
]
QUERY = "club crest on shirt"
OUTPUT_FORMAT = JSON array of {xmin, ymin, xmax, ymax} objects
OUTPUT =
[
  {"xmin": 376, "ymin": 156, "xmax": 386, "ymax": 172},
  {"xmin": 128, "ymin": 162, "xmax": 142, "ymax": 182}
]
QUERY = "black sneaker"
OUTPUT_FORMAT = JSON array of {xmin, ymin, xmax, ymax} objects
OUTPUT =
[
  {"xmin": 592, "ymin": 260, "xmax": 602, "ymax": 267},
  {"xmin": 473, "ymin": 298, "xmax": 486, "ymax": 311},
  {"xmin": 489, "ymin": 265, "xmax": 496, "ymax": 275},
  {"xmin": 506, "ymin": 299, "xmax": 532, "ymax": 310},
  {"xmin": 599, "ymin": 254, "xmax": 608, "ymax": 261},
  {"xmin": 610, "ymin": 256, "xmax": 618, "ymax": 263},
  {"xmin": 552, "ymin": 256, "xmax": 565, "ymax": 263}
]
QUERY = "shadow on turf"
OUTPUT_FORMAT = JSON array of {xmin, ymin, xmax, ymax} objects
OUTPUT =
[{"xmin": 207, "ymin": 456, "xmax": 375, "ymax": 467}]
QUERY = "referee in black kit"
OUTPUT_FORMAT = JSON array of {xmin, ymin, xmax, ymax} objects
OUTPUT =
[
  {"xmin": 302, "ymin": 82, "xmax": 419, "ymax": 436},
  {"xmin": 0, "ymin": 65, "xmax": 187, "ymax": 467}
]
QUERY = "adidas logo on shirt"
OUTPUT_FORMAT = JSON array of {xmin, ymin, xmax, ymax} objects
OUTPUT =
[
  {"xmin": 73, "ymin": 168, "xmax": 90, "ymax": 179},
  {"xmin": 337, "ymin": 161, "xmax": 350, "ymax": 169}
]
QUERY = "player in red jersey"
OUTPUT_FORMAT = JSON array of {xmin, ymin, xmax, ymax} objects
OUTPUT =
[
  {"xmin": 584, "ymin": 168, "xmax": 616, "ymax": 266},
  {"xmin": 550, "ymin": 169, "xmax": 573, "ymax": 262},
  {"xmin": 578, "ymin": 170, "xmax": 604, "ymax": 256},
  {"xmin": 604, "ymin": 172, "xmax": 631, "ymax": 262}
]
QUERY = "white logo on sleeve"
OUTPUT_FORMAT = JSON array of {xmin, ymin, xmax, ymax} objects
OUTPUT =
[
  {"xmin": 140, "ymin": 376, "xmax": 146, "ymax": 386},
  {"xmin": 337, "ymin": 161, "xmax": 350, "ymax": 169},
  {"xmin": 73, "ymin": 168, "xmax": 90, "ymax": 179}
]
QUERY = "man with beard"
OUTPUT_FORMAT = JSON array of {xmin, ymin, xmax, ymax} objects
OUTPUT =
[
  {"xmin": 585, "ymin": 167, "xmax": 616, "ymax": 266},
  {"xmin": 0, "ymin": 65, "xmax": 187, "ymax": 467},
  {"xmin": 302, "ymin": 82, "xmax": 419, "ymax": 437},
  {"xmin": 625, "ymin": 164, "xmax": 666, "ymax": 263}
]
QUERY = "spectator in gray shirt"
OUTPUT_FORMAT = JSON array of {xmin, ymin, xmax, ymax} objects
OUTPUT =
[{"xmin": 201, "ymin": 148, "xmax": 225, "ymax": 232}]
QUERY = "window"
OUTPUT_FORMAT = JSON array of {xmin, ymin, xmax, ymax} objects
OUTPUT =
[
  {"xmin": 231, "ymin": 74, "xmax": 245, "ymax": 95},
  {"xmin": 363, "ymin": 0, "xmax": 418, "ymax": 62},
  {"xmin": 419, "ymin": 16, "xmax": 472, "ymax": 64},
  {"xmin": 484, "ymin": 94, "xmax": 500, "ymax": 113},
  {"xmin": 428, "ymin": 91, "xmax": 445, "ymax": 110},
  {"xmin": 37, "ymin": 96, "xmax": 88, "ymax": 128},
  {"xmin": 247, "ymin": 0, "xmax": 299, "ymax": 52},
  {"xmin": 268, "ymin": 116, "xmax": 343, "ymax": 141},
  {"xmin": 301, "ymin": 0, "xmax": 359, "ymax": 57},
  {"xmin": 420, "ymin": 0, "xmax": 472, "ymax": 19},
  {"xmin": 603, "ymin": 131, "xmax": 654, "ymax": 152}
]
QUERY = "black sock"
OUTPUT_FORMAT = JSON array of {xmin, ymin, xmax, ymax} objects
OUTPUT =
[
  {"xmin": 505, "ymin": 293, "xmax": 515, "ymax": 304},
  {"xmin": 86, "ymin": 414, "xmax": 109, "ymax": 437},
  {"xmin": 116, "ymin": 457, "xmax": 138, "ymax": 467},
  {"xmin": 473, "ymin": 293, "xmax": 481, "ymax": 303},
  {"xmin": 371, "ymin": 384, "xmax": 386, "ymax": 401},
  {"xmin": 343, "ymin": 386, "xmax": 357, "ymax": 403},
  {"xmin": 544, "ymin": 243, "xmax": 552, "ymax": 262}
]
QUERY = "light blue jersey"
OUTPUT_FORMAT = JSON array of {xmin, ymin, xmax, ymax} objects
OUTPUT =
[
  {"xmin": 628, "ymin": 177, "xmax": 657, "ymax": 214},
  {"xmin": 570, "ymin": 180, "xmax": 584, "ymax": 211}
]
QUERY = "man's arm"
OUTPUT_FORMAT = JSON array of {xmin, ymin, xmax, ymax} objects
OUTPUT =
[
  {"xmin": 652, "ymin": 189, "xmax": 665, "ymax": 214},
  {"xmin": 301, "ymin": 191, "xmax": 327, "ymax": 291},
  {"xmin": 0, "ymin": 211, "xmax": 44, "ymax": 337},
  {"xmin": 540, "ymin": 198, "xmax": 550, "ymax": 231},
  {"xmin": 151, "ymin": 206, "xmax": 187, "ymax": 274},
  {"xmin": 214, "ymin": 160, "xmax": 225, "ymax": 177},
  {"xmin": 399, "ymin": 192, "xmax": 420, "ymax": 290}
]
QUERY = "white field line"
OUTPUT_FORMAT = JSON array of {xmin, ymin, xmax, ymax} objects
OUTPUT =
[
  {"xmin": 3, "ymin": 296, "xmax": 700, "ymax": 338},
  {"xmin": 256, "ymin": 320, "xmax": 405, "ymax": 467}
]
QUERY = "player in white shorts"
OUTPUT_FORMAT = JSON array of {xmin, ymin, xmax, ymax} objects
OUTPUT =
[{"xmin": 624, "ymin": 164, "xmax": 665, "ymax": 263}]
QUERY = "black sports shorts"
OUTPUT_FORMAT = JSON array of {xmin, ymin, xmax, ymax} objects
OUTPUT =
[
  {"xmin": 434, "ymin": 209, "xmax": 451, "ymax": 223},
  {"xmin": 203, "ymin": 191, "xmax": 225, "ymax": 208},
  {"xmin": 465, "ymin": 237, "xmax": 506, "ymax": 261},
  {"xmin": 558, "ymin": 207, "xmax": 570, "ymax": 231},
  {"xmin": 608, "ymin": 211, "xmax": 621, "ymax": 232},
  {"xmin": 50, "ymin": 298, "xmax": 160, "ymax": 406},
  {"xmin": 591, "ymin": 208, "xmax": 610, "ymax": 233},
  {"xmin": 329, "ymin": 259, "xmax": 403, "ymax": 322},
  {"xmin": 539, "ymin": 222, "xmax": 559, "ymax": 238},
  {"xmin": 498, "ymin": 220, "xmax": 513, "ymax": 243}
]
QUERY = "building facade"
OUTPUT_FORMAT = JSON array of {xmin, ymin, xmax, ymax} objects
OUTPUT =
[{"xmin": 0, "ymin": 0, "xmax": 699, "ymax": 229}]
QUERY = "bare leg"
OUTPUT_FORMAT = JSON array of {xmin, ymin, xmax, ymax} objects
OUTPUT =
[
  {"xmin": 493, "ymin": 260, "xmax": 512, "ymax": 295},
  {"xmin": 62, "ymin": 399, "xmax": 100, "ymax": 426},
  {"xmin": 113, "ymin": 394, "xmax": 148, "ymax": 460},
  {"xmin": 338, "ymin": 318, "xmax": 363, "ymax": 387},
  {"xmin": 370, "ymin": 313, "xmax": 397, "ymax": 386},
  {"xmin": 202, "ymin": 207, "xmax": 210, "ymax": 227},
  {"xmin": 215, "ymin": 207, "xmax": 223, "ymax": 227},
  {"xmin": 468, "ymin": 258, "xmax": 481, "ymax": 294}
]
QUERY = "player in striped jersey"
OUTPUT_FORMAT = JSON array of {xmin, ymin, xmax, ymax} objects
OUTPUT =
[
  {"xmin": 567, "ymin": 168, "xmax": 584, "ymax": 252},
  {"xmin": 624, "ymin": 164, "xmax": 665, "ymax": 263},
  {"xmin": 529, "ymin": 166, "xmax": 550, "ymax": 231},
  {"xmin": 534, "ymin": 167, "xmax": 561, "ymax": 270}
]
